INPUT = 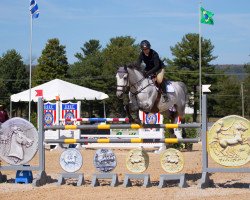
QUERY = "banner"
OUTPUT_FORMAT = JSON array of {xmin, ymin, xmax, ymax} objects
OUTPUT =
[
  {"xmin": 61, "ymin": 102, "xmax": 79, "ymax": 125},
  {"xmin": 44, "ymin": 102, "xmax": 57, "ymax": 126}
]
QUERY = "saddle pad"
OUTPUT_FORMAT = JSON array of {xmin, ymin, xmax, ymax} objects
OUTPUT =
[{"xmin": 166, "ymin": 82, "xmax": 175, "ymax": 93}]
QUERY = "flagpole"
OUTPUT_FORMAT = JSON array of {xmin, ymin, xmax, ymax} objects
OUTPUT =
[
  {"xmin": 198, "ymin": 1, "xmax": 202, "ymax": 123},
  {"xmin": 29, "ymin": 15, "xmax": 33, "ymax": 122}
]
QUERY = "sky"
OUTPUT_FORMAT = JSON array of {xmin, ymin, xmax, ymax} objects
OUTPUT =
[{"xmin": 0, "ymin": 0, "xmax": 250, "ymax": 65}]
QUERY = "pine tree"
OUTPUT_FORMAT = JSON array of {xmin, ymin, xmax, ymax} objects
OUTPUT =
[
  {"xmin": 167, "ymin": 33, "xmax": 217, "ymax": 121},
  {"xmin": 0, "ymin": 50, "xmax": 28, "ymax": 104},
  {"xmin": 101, "ymin": 36, "xmax": 139, "ymax": 116},
  {"xmin": 243, "ymin": 63, "xmax": 250, "ymax": 118},
  {"xmin": 69, "ymin": 39, "xmax": 105, "ymax": 117},
  {"xmin": 33, "ymin": 38, "xmax": 68, "ymax": 86}
]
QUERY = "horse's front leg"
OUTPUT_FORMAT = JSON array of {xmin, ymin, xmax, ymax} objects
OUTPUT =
[
  {"xmin": 130, "ymin": 94, "xmax": 142, "ymax": 124},
  {"xmin": 124, "ymin": 104, "xmax": 133, "ymax": 123},
  {"xmin": 129, "ymin": 106, "xmax": 141, "ymax": 124},
  {"xmin": 124, "ymin": 94, "xmax": 141, "ymax": 124},
  {"xmin": 124, "ymin": 104, "xmax": 141, "ymax": 124}
]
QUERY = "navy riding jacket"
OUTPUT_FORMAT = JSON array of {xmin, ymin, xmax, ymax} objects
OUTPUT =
[{"xmin": 137, "ymin": 49, "xmax": 164, "ymax": 75}]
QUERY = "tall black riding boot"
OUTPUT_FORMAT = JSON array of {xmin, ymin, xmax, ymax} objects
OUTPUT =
[{"xmin": 160, "ymin": 82, "xmax": 168, "ymax": 102}]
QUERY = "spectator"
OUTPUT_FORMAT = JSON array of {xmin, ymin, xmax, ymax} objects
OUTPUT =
[{"xmin": 0, "ymin": 105, "xmax": 9, "ymax": 123}]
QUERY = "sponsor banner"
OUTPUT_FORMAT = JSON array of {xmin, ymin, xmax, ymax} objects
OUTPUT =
[
  {"xmin": 61, "ymin": 102, "xmax": 79, "ymax": 125},
  {"xmin": 44, "ymin": 102, "xmax": 57, "ymax": 126},
  {"xmin": 60, "ymin": 101, "xmax": 81, "ymax": 140},
  {"xmin": 139, "ymin": 111, "xmax": 164, "ymax": 137}
]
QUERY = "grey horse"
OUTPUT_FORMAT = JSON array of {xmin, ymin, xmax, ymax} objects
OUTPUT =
[{"xmin": 116, "ymin": 63, "xmax": 188, "ymax": 138}]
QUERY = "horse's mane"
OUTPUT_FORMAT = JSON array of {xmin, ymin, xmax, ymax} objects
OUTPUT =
[{"xmin": 124, "ymin": 62, "xmax": 143, "ymax": 72}]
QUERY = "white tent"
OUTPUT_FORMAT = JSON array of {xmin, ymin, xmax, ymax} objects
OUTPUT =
[{"xmin": 11, "ymin": 79, "xmax": 109, "ymax": 102}]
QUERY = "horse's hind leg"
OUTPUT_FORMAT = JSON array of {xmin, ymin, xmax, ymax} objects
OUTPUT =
[
  {"xmin": 181, "ymin": 119, "xmax": 187, "ymax": 138},
  {"xmin": 174, "ymin": 98, "xmax": 187, "ymax": 138},
  {"xmin": 169, "ymin": 109, "xmax": 184, "ymax": 139}
]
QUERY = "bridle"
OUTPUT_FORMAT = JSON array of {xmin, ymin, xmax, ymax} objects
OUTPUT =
[
  {"xmin": 116, "ymin": 67, "xmax": 130, "ymax": 95},
  {"xmin": 116, "ymin": 66, "xmax": 155, "ymax": 96}
]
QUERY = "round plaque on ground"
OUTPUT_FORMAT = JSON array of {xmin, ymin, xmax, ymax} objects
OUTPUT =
[
  {"xmin": 59, "ymin": 148, "xmax": 83, "ymax": 173},
  {"xmin": 160, "ymin": 148, "xmax": 184, "ymax": 173},
  {"xmin": 93, "ymin": 148, "xmax": 117, "ymax": 173},
  {"xmin": 125, "ymin": 148, "xmax": 149, "ymax": 173}
]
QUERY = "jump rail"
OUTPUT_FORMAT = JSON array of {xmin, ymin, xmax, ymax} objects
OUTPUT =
[
  {"xmin": 45, "ymin": 138, "xmax": 200, "ymax": 144},
  {"xmin": 44, "ymin": 123, "xmax": 201, "ymax": 130},
  {"xmin": 60, "ymin": 118, "xmax": 130, "ymax": 123}
]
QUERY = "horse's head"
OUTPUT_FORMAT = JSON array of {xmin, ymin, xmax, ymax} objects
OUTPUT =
[
  {"xmin": 11, "ymin": 126, "xmax": 33, "ymax": 148},
  {"xmin": 116, "ymin": 63, "xmax": 145, "ymax": 99},
  {"xmin": 116, "ymin": 66, "xmax": 129, "ymax": 99}
]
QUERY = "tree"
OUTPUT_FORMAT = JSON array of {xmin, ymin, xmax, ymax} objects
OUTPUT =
[
  {"xmin": 167, "ymin": 33, "xmax": 217, "ymax": 121},
  {"xmin": 210, "ymin": 73, "xmax": 242, "ymax": 117},
  {"xmin": 33, "ymin": 38, "xmax": 68, "ymax": 86},
  {"xmin": 70, "ymin": 36, "xmax": 139, "ymax": 116},
  {"xmin": 102, "ymin": 36, "xmax": 139, "ymax": 76},
  {"xmin": 69, "ymin": 39, "xmax": 105, "ymax": 116},
  {"xmin": 69, "ymin": 36, "xmax": 139, "ymax": 117},
  {"xmin": 69, "ymin": 39, "xmax": 104, "ymax": 89},
  {"xmin": 243, "ymin": 63, "xmax": 250, "ymax": 118},
  {"xmin": 74, "ymin": 39, "xmax": 102, "ymax": 61},
  {"xmin": 101, "ymin": 36, "xmax": 140, "ymax": 116},
  {"xmin": 0, "ymin": 49, "xmax": 28, "ymax": 105}
]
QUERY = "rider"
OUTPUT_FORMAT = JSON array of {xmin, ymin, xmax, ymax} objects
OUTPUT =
[{"xmin": 137, "ymin": 40, "xmax": 168, "ymax": 101}]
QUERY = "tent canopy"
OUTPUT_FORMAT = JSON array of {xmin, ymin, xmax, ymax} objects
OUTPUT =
[{"xmin": 11, "ymin": 79, "xmax": 109, "ymax": 102}]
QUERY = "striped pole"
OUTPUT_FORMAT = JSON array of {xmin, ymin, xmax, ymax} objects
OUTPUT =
[
  {"xmin": 44, "ymin": 123, "xmax": 201, "ymax": 130},
  {"xmin": 60, "ymin": 118, "xmax": 130, "ymax": 123},
  {"xmin": 45, "ymin": 138, "xmax": 200, "ymax": 144}
]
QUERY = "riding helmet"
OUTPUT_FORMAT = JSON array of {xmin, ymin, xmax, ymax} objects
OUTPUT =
[{"xmin": 140, "ymin": 40, "xmax": 151, "ymax": 49}]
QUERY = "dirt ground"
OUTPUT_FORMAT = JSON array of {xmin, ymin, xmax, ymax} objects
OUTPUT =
[{"xmin": 0, "ymin": 143, "xmax": 250, "ymax": 200}]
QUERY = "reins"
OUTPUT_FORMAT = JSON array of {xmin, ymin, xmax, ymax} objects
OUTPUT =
[
  {"xmin": 116, "ymin": 66, "xmax": 156, "ymax": 96},
  {"xmin": 129, "ymin": 77, "xmax": 155, "ymax": 96}
]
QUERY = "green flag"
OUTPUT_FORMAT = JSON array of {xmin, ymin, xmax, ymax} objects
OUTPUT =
[{"xmin": 200, "ymin": 7, "xmax": 214, "ymax": 25}]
